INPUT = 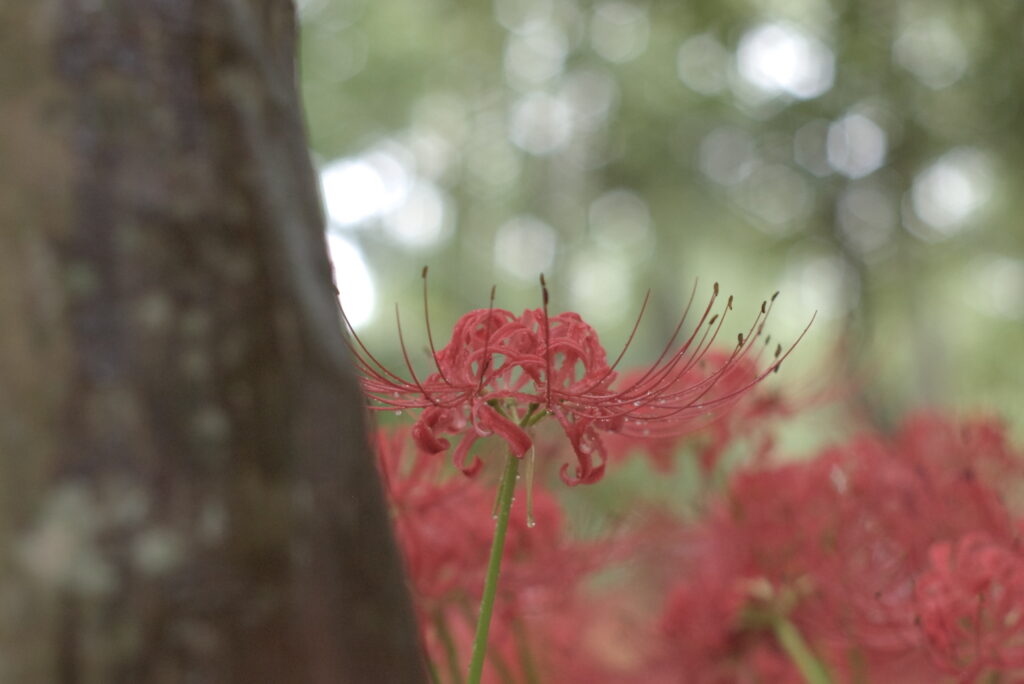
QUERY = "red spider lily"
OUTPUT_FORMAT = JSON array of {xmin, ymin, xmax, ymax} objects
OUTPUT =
[
  {"xmin": 806, "ymin": 415, "xmax": 1021, "ymax": 659},
  {"xmin": 345, "ymin": 269, "xmax": 810, "ymax": 485},
  {"xmin": 915, "ymin": 534, "xmax": 1024, "ymax": 682},
  {"xmin": 646, "ymin": 412, "xmax": 1024, "ymax": 682},
  {"xmin": 656, "ymin": 533, "xmax": 809, "ymax": 684}
]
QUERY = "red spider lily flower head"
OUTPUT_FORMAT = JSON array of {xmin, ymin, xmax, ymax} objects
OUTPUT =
[
  {"xmin": 664, "ymin": 412, "xmax": 1022, "ymax": 680},
  {"xmin": 915, "ymin": 533, "xmax": 1024, "ymax": 682},
  {"xmin": 654, "ymin": 521, "xmax": 809, "ymax": 684},
  {"xmin": 346, "ymin": 269, "xmax": 810, "ymax": 486}
]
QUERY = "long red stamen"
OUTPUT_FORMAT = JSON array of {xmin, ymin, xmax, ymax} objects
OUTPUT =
[
  {"xmin": 475, "ymin": 285, "xmax": 497, "ymax": 396},
  {"xmin": 395, "ymin": 304, "xmax": 436, "ymax": 405},
  {"xmin": 617, "ymin": 281, "xmax": 715, "ymax": 401},
  {"xmin": 421, "ymin": 266, "xmax": 452, "ymax": 387},
  {"xmin": 541, "ymin": 274, "xmax": 553, "ymax": 408},
  {"xmin": 340, "ymin": 305, "xmax": 417, "ymax": 389},
  {"xmin": 576, "ymin": 289, "xmax": 651, "ymax": 396}
]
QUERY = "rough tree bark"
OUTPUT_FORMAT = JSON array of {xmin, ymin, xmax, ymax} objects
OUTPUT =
[{"xmin": 0, "ymin": 3, "xmax": 425, "ymax": 683}]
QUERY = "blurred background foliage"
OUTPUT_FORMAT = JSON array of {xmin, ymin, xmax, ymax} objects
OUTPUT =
[{"xmin": 298, "ymin": 0, "xmax": 1024, "ymax": 434}]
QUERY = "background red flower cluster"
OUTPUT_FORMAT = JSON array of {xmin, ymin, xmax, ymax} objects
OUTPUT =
[{"xmin": 376, "ymin": 380, "xmax": 1024, "ymax": 683}]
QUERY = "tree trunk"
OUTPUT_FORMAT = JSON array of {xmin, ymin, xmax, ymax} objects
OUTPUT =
[{"xmin": 0, "ymin": 3, "xmax": 425, "ymax": 682}]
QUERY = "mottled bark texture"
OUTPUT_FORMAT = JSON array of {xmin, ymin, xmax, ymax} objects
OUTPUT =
[{"xmin": 0, "ymin": 3, "xmax": 425, "ymax": 683}]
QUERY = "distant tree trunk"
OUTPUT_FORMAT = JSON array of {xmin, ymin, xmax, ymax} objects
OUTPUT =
[{"xmin": 0, "ymin": 3, "xmax": 425, "ymax": 683}]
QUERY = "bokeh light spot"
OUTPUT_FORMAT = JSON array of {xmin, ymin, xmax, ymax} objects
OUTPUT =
[
  {"xmin": 736, "ymin": 22, "xmax": 834, "ymax": 100},
  {"xmin": 504, "ymin": 22, "xmax": 569, "ymax": 86},
  {"xmin": 326, "ymin": 233, "xmax": 376, "ymax": 329},
  {"xmin": 827, "ymin": 113, "xmax": 887, "ymax": 179},
  {"xmin": 967, "ymin": 256, "xmax": 1024, "ymax": 320},
  {"xmin": 561, "ymin": 68, "xmax": 619, "ymax": 129},
  {"xmin": 384, "ymin": 181, "xmax": 451, "ymax": 249},
  {"xmin": 590, "ymin": 2, "xmax": 650, "ymax": 64},
  {"xmin": 698, "ymin": 127, "xmax": 756, "ymax": 186},
  {"xmin": 837, "ymin": 183, "xmax": 896, "ymax": 256},
  {"xmin": 589, "ymin": 189, "xmax": 653, "ymax": 255},
  {"xmin": 785, "ymin": 254, "xmax": 858, "ymax": 320},
  {"xmin": 737, "ymin": 164, "xmax": 811, "ymax": 233},
  {"xmin": 911, "ymin": 148, "xmax": 993, "ymax": 236},
  {"xmin": 320, "ymin": 145, "xmax": 411, "ymax": 228},
  {"xmin": 893, "ymin": 17, "xmax": 968, "ymax": 89},
  {"xmin": 495, "ymin": 215, "xmax": 559, "ymax": 281},
  {"xmin": 677, "ymin": 34, "xmax": 730, "ymax": 95},
  {"xmin": 569, "ymin": 251, "xmax": 632, "ymax": 327},
  {"xmin": 494, "ymin": 0, "xmax": 554, "ymax": 33},
  {"xmin": 509, "ymin": 92, "xmax": 574, "ymax": 155}
]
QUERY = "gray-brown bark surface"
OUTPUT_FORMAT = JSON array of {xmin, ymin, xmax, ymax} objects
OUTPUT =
[{"xmin": 0, "ymin": 3, "xmax": 425, "ymax": 682}]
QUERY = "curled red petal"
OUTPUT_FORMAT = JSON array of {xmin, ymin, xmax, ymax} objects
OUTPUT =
[
  {"xmin": 411, "ymin": 407, "xmax": 454, "ymax": 454},
  {"xmin": 552, "ymin": 408, "xmax": 606, "ymax": 486},
  {"xmin": 453, "ymin": 432, "xmax": 484, "ymax": 477}
]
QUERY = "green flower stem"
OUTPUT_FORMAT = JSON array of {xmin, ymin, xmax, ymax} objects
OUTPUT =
[
  {"xmin": 467, "ymin": 451, "xmax": 521, "ymax": 684},
  {"xmin": 514, "ymin": 617, "xmax": 540, "ymax": 684},
  {"xmin": 773, "ymin": 616, "xmax": 833, "ymax": 684},
  {"xmin": 427, "ymin": 659, "xmax": 441, "ymax": 684}
]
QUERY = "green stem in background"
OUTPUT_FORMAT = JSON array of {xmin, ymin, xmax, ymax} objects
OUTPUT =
[
  {"xmin": 427, "ymin": 659, "xmax": 441, "ymax": 684},
  {"xmin": 467, "ymin": 451, "xmax": 521, "ymax": 684},
  {"xmin": 847, "ymin": 645, "xmax": 868, "ymax": 684},
  {"xmin": 514, "ymin": 617, "xmax": 541, "ymax": 684},
  {"xmin": 433, "ymin": 610, "xmax": 464, "ymax": 684},
  {"xmin": 773, "ymin": 617, "xmax": 833, "ymax": 684},
  {"xmin": 524, "ymin": 445, "xmax": 537, "ymax": 528},
  {"xmin": 488, "ymin": 649, "xmax": 516, "ymax": 684}
]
